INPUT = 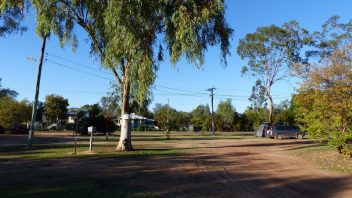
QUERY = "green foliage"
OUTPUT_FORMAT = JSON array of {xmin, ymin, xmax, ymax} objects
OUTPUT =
[
  {"xmin": 153, "ymin": 103, "xmax": 177, "ymax": 131},
  {"xmin": 243, "ymin": 107, "xmax": 268, "ymax": 131},
  {"xmin": 176, "ymin": 111, "xmax": 191, "ymax": 131},
  {"xmin": 293, "ymin": 44, "xmax": 352, "ymax": 155},
  {"xmin": 0, "ymin": 78, "xmax": 18, "ymax": 98},
  {"xmin": 216, "ymin": 99, "xmax": 235, "ymax": 131},
  {"xmin": 75, "ymin": 104, "xmax": 117, "ymax": 134},
  {"xmin": 100, "ymin": 92, "xmax": 120, "ymax": 118},
  {"xmin": 32, "ymin": 1, "xmax": 233, "ymax": 111},
  {"xmin": 44, "ymin": 94, "xmax": 69, "ymax": 123},
  {"xmin": 341, "ymin": 143, "xmax": 352, "ymax": 158},
  {"xmin": 153, "ymin": 103, "xmax": 191, "ymax": 131},
  {"xmin": 0, "ymin": 96, "xmax": 31, "ymax": 130},
  {"xmin": 191, "ymin": 105, "xmax": 210, "ymax": 131},
  {"xmin": 273, "ymin": 99, "xmax": 296, "ymax": 125},
  {"xmin": 237, "ymin": 21, "xmax": 309, "ymax": 122},
  {"xmin": 307, "ymin": 16, "xmax": 352, "ymax": 60},
  {"xmin": 0, "ymin": 0, "xmax": 28, "ymax": 37},
  {"xmin": 249, "ymin": 79, "xmax": 267, "ymax": 109}
]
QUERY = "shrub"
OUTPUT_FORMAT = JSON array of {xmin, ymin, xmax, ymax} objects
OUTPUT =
[
  {"xmin": 10, "ymin": 125, "xmax": 28, "ymax": 134},
  {"xmin": 341, "ymin": 144, "xmax": 352, "ymax": 158},
  {"xmin": 331, "ymin": 134, "xmax": 352, "ymax": 157}
]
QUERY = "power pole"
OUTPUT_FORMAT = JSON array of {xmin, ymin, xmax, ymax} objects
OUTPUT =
[
  {"xmin": 167, "ymin": 98, "xmax": 169, "ymax": 128},
  {"xmin": 28, "ymin": 36, "xmax": 47, "ymax": 148},
  {"xmin": 207, "ymin": 87, "xmax": 216, "ymax": 135},
  {"xmin": 166, "ymin": 98, "xmax": 170, "ymax": 139}
]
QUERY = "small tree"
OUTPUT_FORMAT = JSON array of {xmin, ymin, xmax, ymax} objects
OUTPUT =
[
  {"xmin": 0, "ymin": 96, "xmax": 31, "ymax": 131},
  {"xmin": 273, "ymin": 99, "xmax": 296, "ymax": 126},
  {"xmin": 293, "ymin": 44, "xmax": 352, "ymax": 152},
  {"xmin": 237, "ymin": 21, "xmax": 309, "ymax": 123},
  {"xmin": 248, "ymin": 79, "xmax": 267, "ymax": 110},
  {"xmin": 153, "ymin": 103, "xmax": 177, "ymax": 131},
  {"xmin": 216, "ymin": 99, "xmax": 235, "ymax": 131},
  {"xmin": 176, "ymin": 111, "xmax": 191, "ymax": 131},
  {"xmin": 100, "ymin": 92, "xmax": 120, "ymax": 118},
  {"xmin": 243, "ymin": 107, "xmax": 268, "ymax": 130},
  {"xmin": 44, "ymin": 94, "xmax": 69, "ymax": 124},
  {"xmin": 191, "ymin": 105, "xmax": 211, "ymax": 131}
]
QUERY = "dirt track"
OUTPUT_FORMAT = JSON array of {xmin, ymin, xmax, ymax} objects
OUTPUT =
[{"xmin": 0, "ymin": 136, "xmax": 351, "ymax": 197}]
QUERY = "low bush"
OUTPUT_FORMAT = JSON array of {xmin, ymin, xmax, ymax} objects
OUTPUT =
[
  {"xmin": 331, "ymin": 135, "xmax": 352, "ymax": 157},
  {"xmin": 341, "ymin": 144, "xmax": 352, "ymax": 158}
]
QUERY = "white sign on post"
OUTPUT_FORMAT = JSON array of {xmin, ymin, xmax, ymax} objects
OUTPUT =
[
  {"xmin": 87, "ymin": 126, "xmax": 96, "ymax": 151},
  {"xmin": 88, "ymin": 126, "xmax": 96, "ymax": 133}
]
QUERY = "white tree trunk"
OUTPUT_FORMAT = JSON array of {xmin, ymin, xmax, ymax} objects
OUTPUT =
[
  {"xmin": 116, "ymin": 77, "xmax": 133, "ymax": 151},
  {"xmin": 116, "ymin": 114, "xmax": 132, "ymax": 151},
  {"xmin": 267, "ymin": 86, "xmax": 274, "ymax": 123}
]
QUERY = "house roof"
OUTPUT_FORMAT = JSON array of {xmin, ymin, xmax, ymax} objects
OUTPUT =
[{"xmin": 119, "ymin": 113, "xmax": 154, "ymax": 121}]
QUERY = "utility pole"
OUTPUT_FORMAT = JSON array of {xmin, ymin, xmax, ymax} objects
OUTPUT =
[
  {"xmin": 207, "ymin": 87, "xmax": 216, "ymax": 135},
  {"xmin": 28, "ymin": 36, "xmax": 47, "ymax": 148},
  {"xmin": 166, "ymin": 98, "xmax": 170, "ymax": 139}
]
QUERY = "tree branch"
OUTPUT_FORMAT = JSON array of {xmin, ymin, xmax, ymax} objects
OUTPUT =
[{"xmin": 111, "ymin": 68, "xmax": 122, "ymax": 85}]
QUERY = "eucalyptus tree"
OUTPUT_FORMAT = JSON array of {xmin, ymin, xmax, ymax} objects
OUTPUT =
[
  {"xmin": 307, "ymin": 16, "xmax": 352, "ymax": 60},
  {"xmin": 248, "ymin": 79, "xmax": 267, "ymax": 110},
  {"xmin": 237, "ymin": 21, "xmax": 309, "ymax": 123},
  {"xmin": 32, "ymin": 0, "xmax": 233, "ymax": 151},
  {"xmin": 0, "ymin": 0, "xmax": 28, "ymax": 37}
]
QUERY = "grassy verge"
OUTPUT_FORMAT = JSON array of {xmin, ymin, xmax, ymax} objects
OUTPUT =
[
  {"xmin": 0, "ymin": 143, "xmax": 193, "ymax": 159},
  {"xmin": 292, "ymin": 144, "xmax": 352, "ymax": 174}
]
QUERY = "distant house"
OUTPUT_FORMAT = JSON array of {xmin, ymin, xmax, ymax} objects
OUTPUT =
[
  {"xmin": 117, "ymin": 113, "xmax": 155, "ymax": 129},
  {"xmin": 66, "ymin": 109, "xmax": 89, "ymax": 124}
]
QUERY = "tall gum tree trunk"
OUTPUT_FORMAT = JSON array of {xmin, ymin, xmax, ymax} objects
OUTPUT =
[
  {"xmin": 116, "ymin": 77, "xmax": 133, "ymax": 151},
  {"xmin": 267, "ymin": 88, "xmax": 273, "ymax": 123}
]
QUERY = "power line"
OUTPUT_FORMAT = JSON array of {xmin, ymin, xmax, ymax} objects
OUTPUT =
[
  {"xmin": 46, "ymin": 59, "xmax": 114, "ymax": 81},
  {"xmin": 46, "ymin": 52, "xmax": 113, "ymax": 76},
  {"xmin": 45, "ymin": 54, "xmax": 293, "ymax": 97},
  {"xmin": 154, "ymin": 90, "xmax": 208, "ymax": 98},
  {"xmin": 43, "ymin": 55, "xmax": 293, "ymax": 100},
  {"xmin": 156, "ymin": 85, "xmax": 209, "ymax": 95}
]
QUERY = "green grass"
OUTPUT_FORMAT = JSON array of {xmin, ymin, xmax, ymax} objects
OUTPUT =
[
  {"xmin": 0, "ymin": 131, "xmax": 258, "ymax": 159},
  {"xmin": 0, "ymin": 143, "xmax": 193, "ymax": 159},
  {"xmin": 0, "ymin": 180, "xmax": 158, "ymax": 198}
]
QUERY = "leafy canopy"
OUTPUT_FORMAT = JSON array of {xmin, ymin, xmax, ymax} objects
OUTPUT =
[
  {"xmin": 293, "ymin": 43, "xmax": 352, "ymax": 145},
  {"xmin": 216, "ymin": 99, "xmax": 235, "ymax": 125},
  {"xmin": 0, "ymin": 0, "xmax": 28, "ymax": 37},
  {"xmin": 32, "ymin": 0, "xmax": 233, "ymax": 108},
  {"xmin": 44, "ymin": 94, "xmax": 69, "ymax": 122},
  {"xmin": 237, "ymin": 21, "xmax": 310, "ymax": 87},
  {"xmin": 0, "ymin": 96, "xmax": 31, "ymax": 129}
]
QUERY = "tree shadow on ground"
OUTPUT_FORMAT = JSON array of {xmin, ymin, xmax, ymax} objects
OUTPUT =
[{"xmin": 0, "ymin": 148, "xmax": 350, "ymax": 198}]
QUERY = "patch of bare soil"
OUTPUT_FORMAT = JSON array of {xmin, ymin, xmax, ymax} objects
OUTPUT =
[{"xmin": 0, "ymin": 137, "xmax": 351, "ymax": 197}]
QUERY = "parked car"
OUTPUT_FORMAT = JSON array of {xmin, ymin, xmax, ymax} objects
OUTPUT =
[
  {"xmin": 256, "ymin": 123, "xmax": 305, "ymax": 140},
  {"xmin": 256, "ymin": 122, "xmax": 271, "ymax": 137}
]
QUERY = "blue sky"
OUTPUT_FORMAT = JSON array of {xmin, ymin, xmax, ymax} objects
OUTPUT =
[{"xmin": 0, "ymin": 0, "xmax": 351, "ymax": 113}]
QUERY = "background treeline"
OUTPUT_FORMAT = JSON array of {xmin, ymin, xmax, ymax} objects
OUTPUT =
[
  {"xmin": 153, "ymin": 99, "xmax": 295, "ymax": 132},
  {"xmin": 0, "ymin": 78, "xmax": 296, "ymax": 134}
]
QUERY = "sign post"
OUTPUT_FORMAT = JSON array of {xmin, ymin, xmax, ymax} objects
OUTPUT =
[{"xmin": 88, "ymin": 126, "xmax": 96, "ymax": 151}]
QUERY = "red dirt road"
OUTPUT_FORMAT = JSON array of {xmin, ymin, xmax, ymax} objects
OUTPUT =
[{"xmin": 0, "ymin": 136, "xmax": 351, "ymax": 197}]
